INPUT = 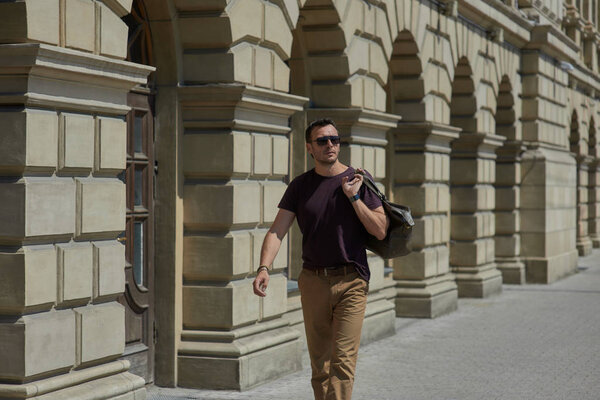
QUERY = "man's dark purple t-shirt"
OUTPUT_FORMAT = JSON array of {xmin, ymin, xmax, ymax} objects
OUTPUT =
[{"xmin": 278, "ymin": 167, "xmax": 382, "ymax": 281}]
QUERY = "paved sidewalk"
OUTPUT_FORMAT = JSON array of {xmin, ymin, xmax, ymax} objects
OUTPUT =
[{"xmin": 148, "ymin": 251, "xmax": 600, "ymax": 400}]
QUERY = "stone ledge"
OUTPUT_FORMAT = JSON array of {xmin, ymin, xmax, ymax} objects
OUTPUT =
[{"xmin": 0, "ymin": 361, "xmax": 131, "ymax": 399}]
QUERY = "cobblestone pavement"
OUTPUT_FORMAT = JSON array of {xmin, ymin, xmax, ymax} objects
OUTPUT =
[{"xmin": 148, "ymin": 251, "xmax": 600, "ymax": 400}]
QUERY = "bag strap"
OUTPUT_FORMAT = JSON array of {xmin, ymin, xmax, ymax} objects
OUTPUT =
[{"xmin": 355, "ymin": 169, "xmax": 387, "ymax": 202}]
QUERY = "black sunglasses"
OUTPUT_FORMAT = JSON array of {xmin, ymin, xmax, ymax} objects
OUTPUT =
[{"xmin": 312, "ymin": 136, "xmax": 341, "ymax": 146}]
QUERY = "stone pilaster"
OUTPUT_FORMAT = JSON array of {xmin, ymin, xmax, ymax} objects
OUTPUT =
[
  {"xmin": 177, "ymin": 85, "xmax": 306, "ymax": 390},
  {"xmin": 520, "ymin": 146, "xmax": 578, "ymax": 282},
  {"xmin": 389, "ymin": 122, "xmax": 459, "ymax": 317},
  {"xmin": 589, "ymin": 159, "xmax": 600, "ymax": 247},
  {"xmin": 520, "ymin": 47, "xmax": 578, "ymax": 283},
  {"xmin": 495, "ymin": 142, "xmax": 526, "ymax": 284},
  {"xmin": 576, "ymin": 155, "xmax": 594, "ymax": 256},
  {"xmin": 450, "ymin": 133, "xmax": 505, "ymax": 298},
  {"xmin": 304, "ymin": 108, "xmax": 399, "ymax": 341},
  {"xmin": 0, "ymin": 42, "xmax": 151, "ymax": 399}
]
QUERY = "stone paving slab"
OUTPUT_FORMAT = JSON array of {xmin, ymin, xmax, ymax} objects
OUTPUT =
[{"xmin": 148, "ymin": 251, "xmax": 600, "ymax": 400}]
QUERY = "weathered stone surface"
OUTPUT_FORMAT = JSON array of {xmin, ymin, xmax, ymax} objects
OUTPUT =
[
  {"xmin": 76, "ymin": 178, "xmax": 126, "ymax": 235},
  {"xmin": 61, "ymin": 113, "xmax": 94, "ymax": 171},
  {"xmin": 182, "ymin": 280, "xmax": 259, "ymax": 329},
  {"xmin": 0, "ymin": 310, "xmax": 75, "ymax": 381},
  {"xmin": 93, "ymin": 241, "xmax": 125, "ymax": 298},
  {"xmin": 100, "ymin": 2, "xmax": 129, "ymax": 58},
  {"xmin": 65, "ymin": 0, "xmax": 95, "ymax": 52},
  {"xmin": 97, "ymin": 117, "xmax": 127, "ymax": 172},
  {"xmin": 74, "ymin": 303, "xmax": 125, "ymax": 365},
  {"xmin": 57, "ymin": 242, "xmax": 93, "ymax": 303},
  {"xmin": 0, "ymin": 109, "xmax": 58, "ymax": 174},
  {"xmin": 184, "ymin": 232, "xmax": 252, "ymax": 280},
  {"xmin": 183, "ymin": 181, "xmax": 260, "ymax": 230},
  {"xmin": 0, "ymin": 245, "xmax": 56, "ymax": 314}
]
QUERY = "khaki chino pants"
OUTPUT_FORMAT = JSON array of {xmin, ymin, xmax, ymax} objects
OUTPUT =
[{"xmin": 298, "ymin": 268, "xmax": 368, "ymax": 400}]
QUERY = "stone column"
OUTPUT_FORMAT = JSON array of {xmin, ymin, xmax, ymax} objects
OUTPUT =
[
  {"xmin": 588, "ymin": 159, "xmax": 600, "ymax": 246},
  {"xmin": 495, "ymin": 142, "xmax": 526, "ymax": 283},
  {"xmin": 390, "ymin": 122, "xmax": 459, "ymax": 318},
  {"xmin": 305, "ymin": 108, "xmax": 399, "ymax": 342},
  {"xmin": 576, "ymin": 156, "xmax": 593, "ymax": 255},
  {"xmin": 450, "ymin": 133, "xmax": 505, "ymax": 298},
  {"xmin": 0, "ymin": 42, "xmax": 151, "ymax": 400},
  {"xmin": 177, "ymin": 85, "xmax": 306, "ymax": 390}
]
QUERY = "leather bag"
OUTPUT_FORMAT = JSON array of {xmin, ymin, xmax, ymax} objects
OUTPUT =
[{"xmin": 357, "ymin": 171, "xmax": 414, "ymax": 259}]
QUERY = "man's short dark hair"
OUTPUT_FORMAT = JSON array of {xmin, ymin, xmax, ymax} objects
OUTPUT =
[{"xmin": 305, "ymin": 118, "xmax": 338, "ymax": 143}]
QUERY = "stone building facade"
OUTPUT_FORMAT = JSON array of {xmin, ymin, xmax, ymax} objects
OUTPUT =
[{"xmin": 0, "ymin": 0, "xmax": 598, "ymax": 398}]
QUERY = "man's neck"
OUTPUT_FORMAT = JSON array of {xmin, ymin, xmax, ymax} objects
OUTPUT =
[{"xmin": 314, "ymin": 161, "xmax": 347, "ymax": 177}]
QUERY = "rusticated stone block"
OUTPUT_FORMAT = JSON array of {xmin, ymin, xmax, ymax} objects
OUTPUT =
[
  {"xmin": 0, "ymin": 0, "xmax": 59, "ymax": 45},
  {"xmin": 76, "ymin": 178, "xmax": 126, "ymax": 235},
  {"xmin": 263, "ymin": 182, "xmax": 286, "ymax": 224},
  {"xmin": 0, "ymin": 109, "xmax": 58, "ymax": 173},
  {"xmin": 251, "ymin": 228, "xmax": 287, "ymax": 271},
  {"xmin": 74, "ymin": 303, "xmax": 125, "ymax": 364},
  {"xmin": 393, "ymin": 184, "xmax": 440, "ymax": 216},
  {"xmin": 450, "ymin": 238, "xmax": 495, "ymax": 267},
  {"xmin": 496, "ymin": 210, "xmax": 520, "ymax": 234},
  {"xmin": 0, "ymin": 178, "xmax": 76, "ymax": 240},
  {"xmin": 264, "ymin": 2, "xmax": 292, "ymax": 57},
  {"xmin": 184, "ymin": 181, "xmax": 260, "ymax": 230},
  {"xmin": 100, "ymin": 2, "xmax": 128, "ymax": 58},
  {"xmin": 97, "ymin": 117, "xmax": 126, "ymax": 171},
  {"xmin": 496, "ymin": 186, "xmax": 519, "ymax": 210},
  {"xmin": 183, "ymin": 132, "xmax": 252, "ymax": 178},
  {"xmin": 262, "ymin": 274, "xmax": 287, "ymax": 319},
  {"xmin": 253, "ymin": 133, "xmax": 272, "ymax": 175},
  {"xmin": 182, "ymin": 280, "xmax": 259, "ymax": 329},
  {"xmin": 61, "ymin": 113, "xmax": 94, "ymax": 171},
  {"xmin": 57, "ymin": 242, "xmax": 93, "ymax": 303},
  {"xmin": 65, "ymin": 0, "xmax": 95, "ymax": 52},
  {"xmin": 451, "ymin": 185, "xmax": 495, "ymax": 213},
  {"xmin": 495, "ymin": 234, "xmax": 520, "ymax": 257},
  {"xmin": 184, "ymin": 232, "xmax": 252, "ymax": 280},
  {"xmin": 94, "ymin": 241, "xmax": 125, "ymax": 298},
  {"xmin": 451, "ymin": 212, "xmax": 495, "ymax": 241},
  {"xmin": 0, "ymin": 310, "xmax": 75, "ymax": 381},
  {"xmin": 0, "ymin": 245, "xmax": 56, "ymax": 314},
  {"xmin": 394, "ymin": 246, "xmax": 438, "ymax": 280},
  {"xmin": 272, "ymin": 135, "xmax": 289, "ymax": 176}
]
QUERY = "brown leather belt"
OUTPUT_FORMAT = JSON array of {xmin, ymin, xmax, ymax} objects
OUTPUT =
[{"xmin": 312, "ymin": 264, "xmax": 355, "ymax": 276}]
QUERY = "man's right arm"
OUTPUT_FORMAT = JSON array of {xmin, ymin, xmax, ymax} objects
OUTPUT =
[{"xmin": 252, "ymin": 208, "xmax": 296, "ymax": 297}]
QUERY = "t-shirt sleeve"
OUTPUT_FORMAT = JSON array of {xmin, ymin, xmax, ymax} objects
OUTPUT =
[
  {"xmin": 360, "ymin": 170, "xmax": 383, "ymax": 210},
  {"xmin": 278, "ymin": 178, "xmax": 298, "ymax": 213}
]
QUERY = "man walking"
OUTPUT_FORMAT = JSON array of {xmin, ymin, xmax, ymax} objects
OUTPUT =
[{"xmin": 252, "ymin": 118, "xmax": 388, "ymax": 400}]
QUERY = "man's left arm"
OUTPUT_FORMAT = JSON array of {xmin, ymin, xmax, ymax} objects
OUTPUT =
[{"xmin": 342, "ymin": 170, "xmax": 389, "ymax": 240}]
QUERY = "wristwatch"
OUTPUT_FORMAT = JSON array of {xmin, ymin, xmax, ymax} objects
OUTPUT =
[
  {"xmin": 257, "ymin": 265, "xmax": 270, "ymax": 274},
  {"xmin": 349, "ymin": 193, "xmax": 360, "ymax": 203}
]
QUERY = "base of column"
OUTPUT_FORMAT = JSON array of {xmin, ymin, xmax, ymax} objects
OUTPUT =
[
  {"xmin": 395, "ymin": 274, "xmax": 458, "ymax": 318},
  {"xmin": 177, "ymin": 320, "xmax": 301, "ymax": 390},
  {"xmin": 577, "ymin": 237, "xmax": 593, "ymax": 256},
  {"xmin": 592, "ymin": 235, "xmax": 600, "ymax": 248},
  {"xmin": 496, "ymin": 258, "xmax": 526, "ymax": 284},
  {"xmin": 525, "ymin": 250, "xmax": 578, "ymax": 283},
  {"xmin": 0, "ymin": 361, "xmax": 144, "ymax": 400},
  {"xmin": 453, "ymin": 265, "xmax": 503, "ymax": 298}
]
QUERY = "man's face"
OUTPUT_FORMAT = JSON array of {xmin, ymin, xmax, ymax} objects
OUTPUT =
[{"xmin": 306, "ymin": 124, "xmax": 340, "ymax": 165}]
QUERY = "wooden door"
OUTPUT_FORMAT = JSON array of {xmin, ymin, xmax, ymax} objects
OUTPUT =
[{"xmin": 118, "ymin": 91, "xmax": 155, "ymax": 383}]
